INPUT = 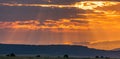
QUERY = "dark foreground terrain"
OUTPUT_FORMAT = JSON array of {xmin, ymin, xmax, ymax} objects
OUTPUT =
[
  {"xmin": 0, "ymin": 44, "xmax": 120, "ymax": 58},
  {"xmin": 0, "ymin": 56, "xmax": 119, "ymax": 59}
]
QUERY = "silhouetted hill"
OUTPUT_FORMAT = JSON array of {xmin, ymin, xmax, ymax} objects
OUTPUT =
[
  {"xmin": 112, "ymin": 48, "xmax": 120, "ymax": 51},
  {"xmin": 0, "ymin": 44, "xmax": 119, "ymax": 57}
]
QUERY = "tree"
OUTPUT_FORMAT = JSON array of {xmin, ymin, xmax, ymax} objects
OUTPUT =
[
  {"xmin": 64, "ymin": 54, "xmax": 69, "ymax": 59},
  {"xmin": 95, "ymin": 56, "xmax": 99, "ymax": 58},
  {"xmin": 100, "ymin": 56, "xmax": 104, "ymax": 58},
  {"xmin": 6, "ymin": 54, "xmax": 9, "ymax": 57},
  {"xmin": 6, "ymin": 53, "xmax": 16, "ymax": 57},
  {"xmin": 10, "ymin": 53, "xmax": 16, "ymax": 57},
  {"xmin": 36, "ymin": 55, "xmax": 41, "ymax": 57}
]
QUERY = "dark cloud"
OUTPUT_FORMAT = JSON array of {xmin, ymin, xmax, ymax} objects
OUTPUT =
[
  {"xmin": 0, "ymin": 6, "xmax": 40, "ymax": 21},
  {"xmin": 0, "ymin": 5, "xmax": 86, "ymax": 21},
  {"xmin": 0, "ymin": 0, "xmax": 81, "ymax": 4},
  {"xmin": 0, "ymin": 0, "xmax": 119, "ymax": 4},
  {"xmin": 37, "ymin": 8, "xmax": 86, "ymax": 21},
  {"xmin": 0, "ymin": 0, "xmax": 117, "ymax": 22}
]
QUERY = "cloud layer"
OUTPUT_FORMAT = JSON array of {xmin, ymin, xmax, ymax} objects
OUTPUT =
[{"xmin": 0, "ymin": 0, "xmax": 120, "ymax": 50}]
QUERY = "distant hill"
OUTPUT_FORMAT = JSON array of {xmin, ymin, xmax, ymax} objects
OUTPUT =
[
  {"xmin": 0, "ymin": 44, "xmax": 119, "ymax": 57},
  {"xmin": 112, "ymin": 48, "xmax": 120, "ymax": 51}
]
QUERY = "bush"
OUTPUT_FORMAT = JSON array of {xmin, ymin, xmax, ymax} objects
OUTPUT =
[
  {"xmin": 36, "ymin": 55, "xmax": 41, "ymax": 57},
  {"xmin": 10, "ymin": 53, "xmax": 16, "ymax": 57},
  {"xmin": 64, "ymin": 54, "xmax": 69, "ymax": 59},
  {"xmin": 100, "ymin": 56, "xmax": 104, "ymax": 58},
  {"xmin": 6, "ymin": 53, "xmax": 16, "ymax": 57},
  {"xmin": 95, "ymin": 56, "xmax": 99, "ymax": 58},
  {"xmin": 6, "ymin": 54, "xmax": 9, "ymax": 57}
]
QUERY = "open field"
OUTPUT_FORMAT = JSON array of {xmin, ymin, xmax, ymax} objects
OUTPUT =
[{"xmin": 0, "ymin": 56, "xmax": 119, "ymax": 59}]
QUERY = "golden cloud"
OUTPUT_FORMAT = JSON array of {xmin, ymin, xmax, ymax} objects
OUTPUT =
[
  {"xmin": 0, "ymin": 19, "xmax": 89, "ymax": 32},
  {"xmin": 0, "ymin": 1, "xmax": 120, "ymax": 50}
]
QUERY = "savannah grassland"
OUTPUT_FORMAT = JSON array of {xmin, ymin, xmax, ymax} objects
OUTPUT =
[{"xmin": 0, "ymin": 56, "xmax": 118, "ymax": 59}]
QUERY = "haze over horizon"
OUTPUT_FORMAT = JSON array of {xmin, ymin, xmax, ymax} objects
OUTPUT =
[{"xmin": 0, "ymin": 0, "xmax": 120, "ymax": 50}]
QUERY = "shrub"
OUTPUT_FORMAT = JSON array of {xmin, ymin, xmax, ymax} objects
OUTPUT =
[
  {"xmin": 10, "ymin": 53, "xmax": 16, "ymax": 57},
  {"xmin": 95, "ymin": 56, "xmax": 99, "ymax": 58},
  {"xmin": 36, "ymin": 55, "xmax": 41, "ymax": 57},
  {"xmin": 100, "ymin": 56, "xmax": 104, "ymax": 58},
  {"xmin": 6, "ymin": 54, "xmax": 9, "ymax": 57},
  {"xmin": 64, "ymin": 54, "xmax": 69, "ymax": 59},
  {"xmin": 6, "ymin": 53, "xmax": 16, "ymax": 57}
]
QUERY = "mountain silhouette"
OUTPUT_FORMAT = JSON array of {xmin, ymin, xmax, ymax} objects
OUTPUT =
[
  {"xmin": 0, "ymin": 44, "xmax": 119, "ymax": 57},
  {"xmin": 112, "ymin": 48, "xmax": 120, "ymax": 51}
]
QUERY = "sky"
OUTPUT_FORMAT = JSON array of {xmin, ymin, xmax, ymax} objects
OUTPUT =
[{"xmin": 0, "ymin": 0, "xmax": 120, "ymax": 50}]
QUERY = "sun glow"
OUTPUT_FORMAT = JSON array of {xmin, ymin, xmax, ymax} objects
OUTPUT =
[
  {"xmin": 74, "ymin": 1, "xmax": 119, "ymax": 10},
  {"xmin": 64, "ymin": 42, "xmax": 72, "ymax": 45},
  {"xmin": 0, "ymin": 1, "xmax": 120, "ymax": 50}
]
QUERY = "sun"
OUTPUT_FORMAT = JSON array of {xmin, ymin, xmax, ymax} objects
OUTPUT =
[
  {"xmin": 74, "ymin": 1, "xmax": 118, "ymax": 10},
  {"xmin": 64, "ymin": 42, "xmax": 72, "ymax": 45}
]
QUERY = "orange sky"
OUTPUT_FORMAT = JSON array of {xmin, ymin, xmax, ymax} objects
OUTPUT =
[{"xmin": 0, "ymin": 1, "xmax": 120, "ymax": 50}]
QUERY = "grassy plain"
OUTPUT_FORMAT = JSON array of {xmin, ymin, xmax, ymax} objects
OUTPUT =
[{"xmin": 0, "ymin": 56, "xmax": 118, "ymax": 59}]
